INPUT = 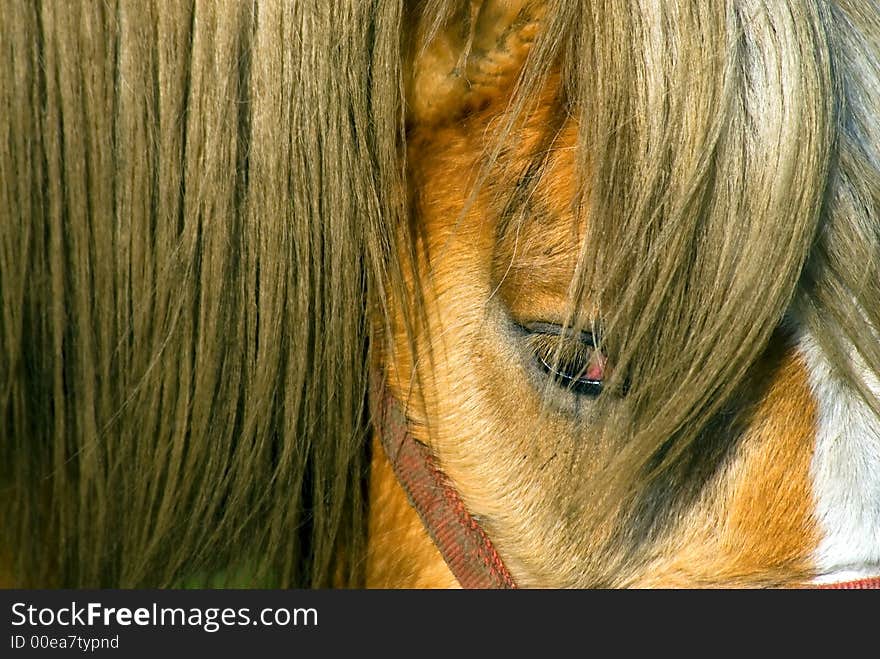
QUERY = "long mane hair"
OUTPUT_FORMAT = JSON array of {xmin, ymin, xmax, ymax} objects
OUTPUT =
[{"xmin": 2, "ymin": 0, "xmax": 879, "ymax": 587}]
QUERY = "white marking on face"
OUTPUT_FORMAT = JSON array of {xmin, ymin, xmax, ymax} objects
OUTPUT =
[{"xmin": 800, "ymin": 331, "xmax": 880, "ymax": 583}]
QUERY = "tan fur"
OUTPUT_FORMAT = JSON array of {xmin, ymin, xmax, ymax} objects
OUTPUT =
[{"xmin": 632, "ymin": 348, "xmax": 821, "ymax": 587}]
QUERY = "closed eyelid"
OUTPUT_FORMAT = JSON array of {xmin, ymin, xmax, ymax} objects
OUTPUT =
[
  {"xmin": 517, "ymin": 321, "xmax": 598, "ymax": 347},
  {"xmin": 524, "ymin": 334, "xmax": 605, "ymax": 400}
]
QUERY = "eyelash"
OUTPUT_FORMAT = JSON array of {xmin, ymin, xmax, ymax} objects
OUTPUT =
[{"xmin": 525, "ymin": 330, "xmax": 605, "ymax": 398}]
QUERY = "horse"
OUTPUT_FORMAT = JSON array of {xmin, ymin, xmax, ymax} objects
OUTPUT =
[{"xmin": 2, "ymin": 0, "xmax": 879, "ymax": 589}]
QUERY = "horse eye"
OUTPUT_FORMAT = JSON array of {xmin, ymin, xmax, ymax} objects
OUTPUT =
[{"xmin": 525, "ymin": 328, "xmax": 607, "ymax": 398}]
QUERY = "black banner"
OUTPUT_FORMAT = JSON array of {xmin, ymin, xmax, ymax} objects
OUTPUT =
[{"xmin": 0, "ymin": 588, "xmax": 869, "ymax": 656}]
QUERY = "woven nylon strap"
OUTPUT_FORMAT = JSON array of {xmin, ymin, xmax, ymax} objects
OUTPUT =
[{"xmin": 815, "ymin": 576, "xmax": 880, "ymax": 589}]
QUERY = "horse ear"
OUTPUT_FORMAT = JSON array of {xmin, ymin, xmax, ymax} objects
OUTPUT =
[{"xmin": 407, "ymin": 1, "xmax": 540, "ymax": 127}]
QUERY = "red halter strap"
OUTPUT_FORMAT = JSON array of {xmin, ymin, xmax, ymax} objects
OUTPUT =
[
  {"xmin": 814, "ymin": 576, "xmax": 880, "ymax": 589},
  {"xmin": 372, "ymin": 374, "xmax": 517, "ymax": 589}
]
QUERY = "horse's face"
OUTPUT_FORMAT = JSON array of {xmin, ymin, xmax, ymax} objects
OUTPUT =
[
  {"xmin": 373, "ymin": 3, "xmax": 825, "ymax": 588},
  {"xmin": 402, "ymin": 82, "xmax": 620, "ymax": 587}
]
